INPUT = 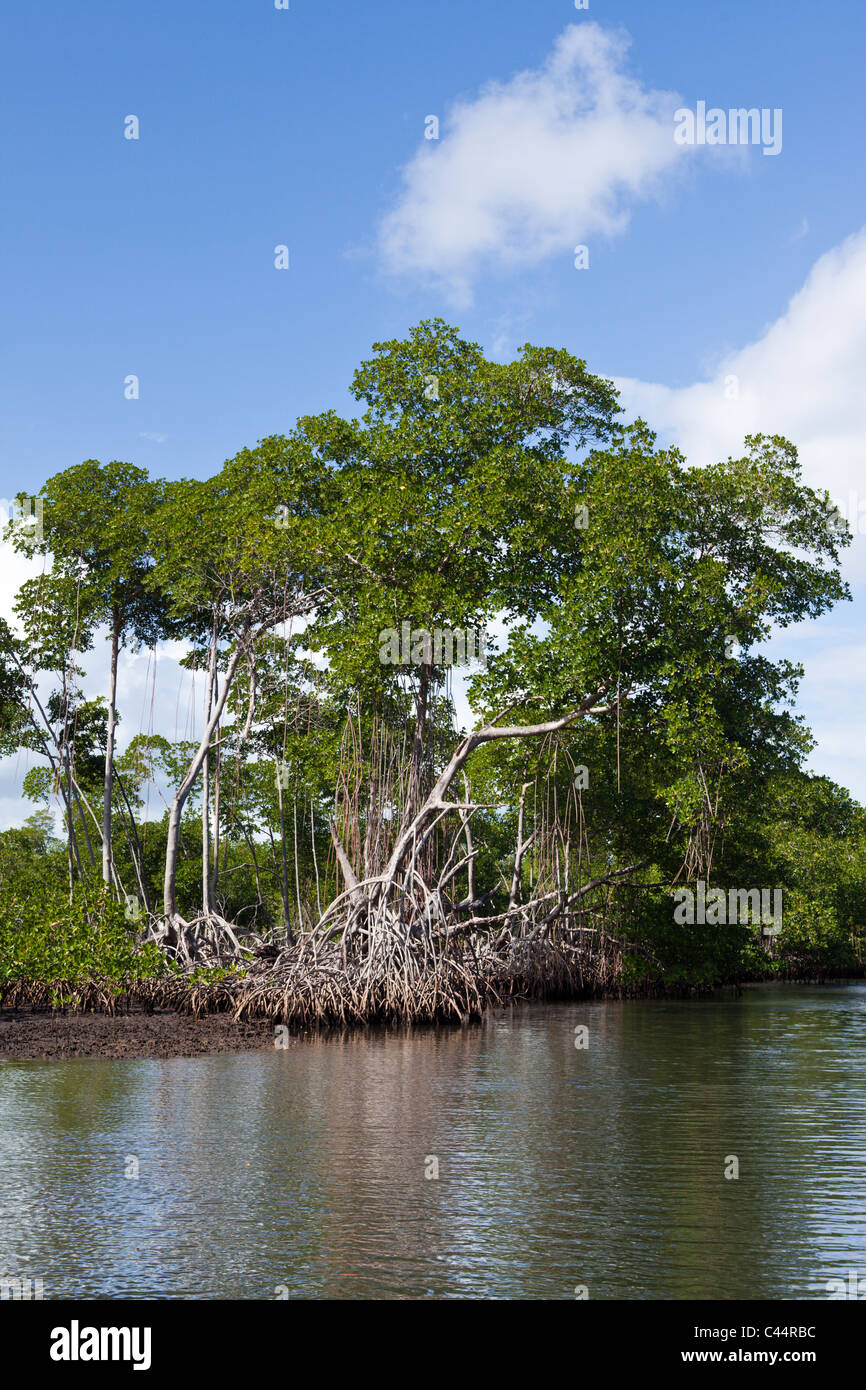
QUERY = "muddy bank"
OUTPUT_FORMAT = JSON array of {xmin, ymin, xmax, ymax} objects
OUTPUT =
[
  {"xmin": 0, "ymin": 1006, "xmax": 277, "ymax": 1061},
  {"xmin": 3, "ymin": 962, "xmax": 858, "ymax": 1061}
]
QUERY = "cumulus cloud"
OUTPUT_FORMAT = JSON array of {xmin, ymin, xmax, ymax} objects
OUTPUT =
[
  {"xmin": 378, "ymin": 22, "xmax": 706, "ymax": 304},
  {"xmin": 615, "ymin": 228, "xmax": 866, "ymax": 579},
  {"xmin": 616, "ymin": 230, "xmax": 866, "ymax": 799}
]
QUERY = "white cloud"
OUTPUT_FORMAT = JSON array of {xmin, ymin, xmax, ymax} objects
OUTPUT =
[
  {"xmin": 378, "ymin": 23, "xmax": 707, "ymax": 305},
  {"xmin": 616, "ymin": 230, "xmax": 866, "ymax": 800},
  {"xmin": 0, "ymin": 544, "xmax": 43, "ymax": 622},
  {"xmin": 615, "ymin": 228, "xmax": 866, "ymax": 580}
]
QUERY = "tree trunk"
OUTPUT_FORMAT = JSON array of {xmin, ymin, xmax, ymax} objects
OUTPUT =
[
  {"xmin": 276, "ymin": 766, "xmax": 294, "ymax": 942},
  {"xmin": 267, "ymin": 820, "xmax": 293, "ymax": 936},
  {"xmin": 201, "ymin": 632, "xmax": 217, "ymax": 916},
  {"xmin": 102, "ymin": 606, "xmax": 120, "ymax": 887},
  {"xmin": 211, "ymin": 710, "xmax": 221, "ymax": 903},
  {"xmin": 405, "ymin": 662, "xmax": 431, "ymax": 824},
  {"xmin": 384, "ymin": 684, "xmax": 617, "ymax": 883},
  {"xmin": 163, "ymin": 644, "xmax": 242, "ymax": 920},
  {"xmin": 114, "ymin": 765, "xmax": 150, "ymax": 913}
]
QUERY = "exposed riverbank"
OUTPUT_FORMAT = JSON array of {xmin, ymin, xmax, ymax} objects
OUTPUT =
[
  {"xmin": 2, "ymin": 961, "xmax": 863, "ymax": 1059},
  {"xmin": 0, "ymin": 1005, "xmax": 276, "ymax": 1060}
]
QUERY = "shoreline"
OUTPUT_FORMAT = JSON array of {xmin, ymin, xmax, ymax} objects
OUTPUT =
[
  {"xmin": 2, "ymin": 972, "xmax": 863, "ymax": 1061},
  {"xmin": 0, "ymin": 1005, "xmax": 277, "ymax": 1061}
]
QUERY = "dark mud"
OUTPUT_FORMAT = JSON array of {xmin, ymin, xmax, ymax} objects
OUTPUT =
[{"xmin": 0, "ymin": 1006, "xmax": 277, "ymax": 1061}]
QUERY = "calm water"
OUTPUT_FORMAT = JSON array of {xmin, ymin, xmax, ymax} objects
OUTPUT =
[{"xmin": 1, "ymin": 984, "xmax": 865, "ymax": 1300}]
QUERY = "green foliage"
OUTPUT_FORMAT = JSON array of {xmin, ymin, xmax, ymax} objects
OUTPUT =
[
  {"xmin": 759, "ymin": 774, "xmax": 866, "ymax": 973},
  {"xmin": 0, "ymin": 322, "xmax": 861, "ymax": 994},
  {"xmin": 302, "ymin": 319, "xmax": 621, "ymax": 702},
  {"xmin": 0, "ymin": 880, "xmax": 165, "ymax": 987}
]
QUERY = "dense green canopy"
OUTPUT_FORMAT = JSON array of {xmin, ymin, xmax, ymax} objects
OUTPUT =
[{"xmin": 1, "ymin": 321, "xmax": 861, "ymax": 988}]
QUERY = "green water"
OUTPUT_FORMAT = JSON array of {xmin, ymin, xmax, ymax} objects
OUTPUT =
[{"xmin": 1, "ymin": 984, "xmax": 865, "ymax": 1299}]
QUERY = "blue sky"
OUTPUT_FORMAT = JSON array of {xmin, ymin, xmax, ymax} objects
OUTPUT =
[{"xmin": 1, "ymin": 0, "xmax": 865, "ymax": 821}]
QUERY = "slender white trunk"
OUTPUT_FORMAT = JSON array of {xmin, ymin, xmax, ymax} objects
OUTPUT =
[
  {"xmin": 163, "ymin": 645, "xmax": 242, "ymax": 920},
  {"xmin": 102, "ymin": 608, "xmax": 120, "ymax": 887},
  {"xmin": 201, "ymin": 632, "xmax": 217, "ymax": 915}
]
